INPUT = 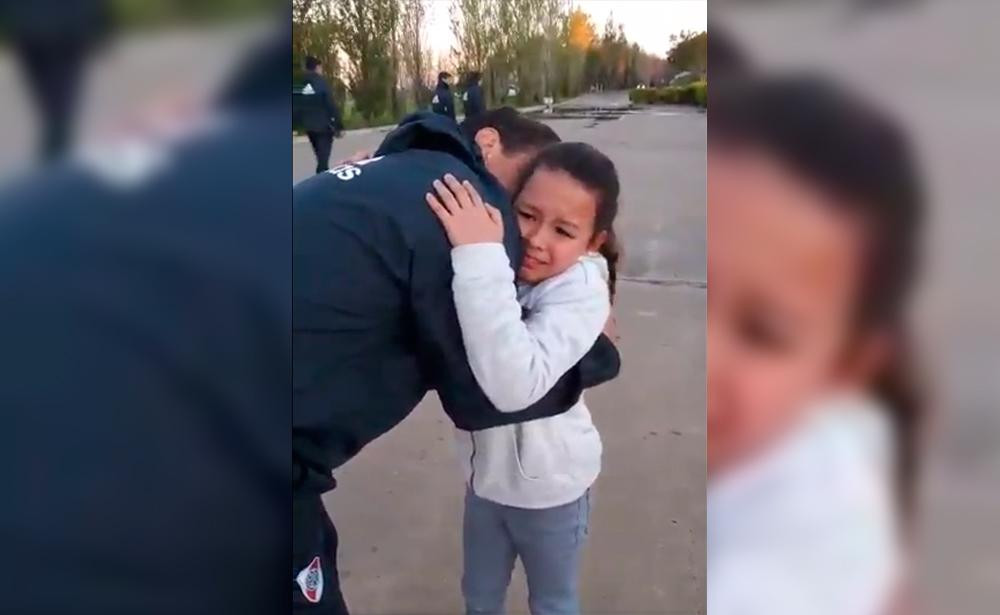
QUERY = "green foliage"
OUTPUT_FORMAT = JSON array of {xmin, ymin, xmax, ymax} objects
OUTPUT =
[
  {"xmin": 691, "ymin": 81, "xmax": 707, "ymax": 107},
  {"xmin": 111, "ymin": 0, "xmax": 275, "ymax": 27},
  {"xmin": 667, "ymin": 30, "xmax": 707, "ymax": 74},
  {"xmin": 335, "ymin": 0, "xmax": 400, "ymax": 122},
  {"xmin": 629, "ymin": 81, "xmax": 707, "ymax": 107}
]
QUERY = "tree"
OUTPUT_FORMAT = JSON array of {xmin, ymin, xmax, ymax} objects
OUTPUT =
[
  {"xmin": 451, "ymin": 0, "xmax": 500, "ymax": 103},
  {"xmin": 668, "ymin": 30, "xmax": 707, "ymax": 74},
  {"xmin": 451, "ymin": 0, "xmax": 493, "ymax": 74},
  {"xmin": 400, "ymin": 0, "xmax": 428, "ymax": 107},
  {"xmin": 292, "ymin": 0, "xmax": 344, "ymax": 104},
  {"xmin": 335, "ymin": 0, "xmax": 400, "ymax": 121},
  {"xmin": 566, "ymin": 7, "xmax": 595, "ymax": 51},
  {"xmin": 292, "ymin": 2, "xmax": 339, "ymax": 77}
]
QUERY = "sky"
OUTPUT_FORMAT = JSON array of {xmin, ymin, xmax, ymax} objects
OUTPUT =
[{"xmin": 424, "ymin": 0, "xmax": 707, "ymax": 61}]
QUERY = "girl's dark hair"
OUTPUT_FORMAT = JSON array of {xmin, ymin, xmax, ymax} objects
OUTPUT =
[
  {"xmin": 513, "ymin": 142, "xmax": 622, "ymax": 300},
  {"xmin": 710, "ymin": 74, "xmax": 926, "ymax": 520}
]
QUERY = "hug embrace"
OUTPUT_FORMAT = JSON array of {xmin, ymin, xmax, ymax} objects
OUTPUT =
[{"xmin": 293, "ymin": 107, "xmax": 624, "ymax": 615}]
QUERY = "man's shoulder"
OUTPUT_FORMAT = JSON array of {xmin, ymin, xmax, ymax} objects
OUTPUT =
[{"xmin": 295, "ymin": 152, "xmax": 505, "ymax": 220}]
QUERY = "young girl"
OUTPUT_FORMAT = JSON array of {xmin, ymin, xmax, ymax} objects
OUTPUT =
[
  {"xmin": 707, "ymin": 75, "xmax": 924, "ymax": 615},
  {"xmin": 425, "ymin": 142, "xmax": 621, "ymax": 615}
]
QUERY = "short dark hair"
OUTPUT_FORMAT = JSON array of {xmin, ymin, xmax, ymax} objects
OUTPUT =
[
  {"xmin": 466, "ymin": 71, "xmax": 482, "ymax": 85},
  {"xmin": 305, "ymin": 56, "xmax": 321, "ymax": 71},
  {"xmin": 438, "ymin": 71, "xmax": 452, "ymax": 81},
  {"xmin": 460, "ymin": 107, "xmax": 560, "ymax": 155}
]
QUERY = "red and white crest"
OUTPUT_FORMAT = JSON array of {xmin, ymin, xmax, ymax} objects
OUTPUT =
[{"xmin": 296, "ymin": 556, "xmax": 324, "ymax": 604}]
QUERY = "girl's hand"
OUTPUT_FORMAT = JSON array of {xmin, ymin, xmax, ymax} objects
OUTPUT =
[{"xmin": 425, "ymin": 174, "xmax": 504, "ymax": 246}]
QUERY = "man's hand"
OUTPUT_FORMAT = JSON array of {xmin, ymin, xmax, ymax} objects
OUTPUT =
[
  {"xmin": 333, "ymin": 148, "xmax": 374, "ymax": 166},
  {"xmin": 425, "ymin": 174, "xmax": 504, "ymax": 246}
]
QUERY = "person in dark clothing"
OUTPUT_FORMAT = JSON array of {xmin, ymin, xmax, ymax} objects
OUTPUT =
[
  {"xmin": 293, "ymin": 108, "xmax": 621, "ymax": 614},
  {"xmin": 431, "ymin": 70, "xmax": 456, "ymax": 120},
  {"xmin": 1, "ymin": 0, "xmax": 112, "ymax": 161},
  {"xmin": 462, "ymin": 71, "xmax": 486, "ymax": 120},
  {"xmin": 300, "ymin": 56, "xmax": 343, "ymax": 174},
  {"xmin": 707, "ymin": 25, "xmax": 754, "ymax": 78},
  {"xmin": 0, "ymin": 25, "xmax": 291, "ymax": 615}
]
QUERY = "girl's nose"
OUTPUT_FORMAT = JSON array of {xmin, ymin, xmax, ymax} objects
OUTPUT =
[{"xmin": 528, "ymin": 224, "xmax": 551, "ymax": 244}]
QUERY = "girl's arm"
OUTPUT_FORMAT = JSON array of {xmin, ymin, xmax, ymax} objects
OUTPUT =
[
  {"xmin": 451, "ymin": 243, "xmax": 610, "ymax": 412},
  {"xmin": 424, "ymin": 173, "xmax": 612, "ymax": 412}
]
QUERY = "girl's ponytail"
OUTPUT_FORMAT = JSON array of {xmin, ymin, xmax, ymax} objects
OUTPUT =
[{"xmin": 598, "ymin": 227, "xmax": 621, "ymax": 302}]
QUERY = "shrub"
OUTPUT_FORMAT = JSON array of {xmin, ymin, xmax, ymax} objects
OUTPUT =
[
  {"xmin": 691, "ymin": 81, "xmax": 707, "ymax": 107},
  {"xmin": 630, "ymin": 82, "xmax": 707, "ymax": 108}
]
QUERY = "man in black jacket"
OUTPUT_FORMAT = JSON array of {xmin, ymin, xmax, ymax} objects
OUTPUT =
[
  {"xmin": 293, "ymin": 108, "xmax": 620, "ymax": 613},
  {"xmin": 0, "ymin": 26, "xmax": 291, "ymax": 615},
  {"xmin": 431, "ymin": 70, "xmax": 456, "ymax": 121},
  {"xmin": 300, "ymin": 56, "xmax": 343, "ymax": 174},
  {"xmin": 1, "ymin": 0, "xmax": 112, "ymax": 160},
  {"xmin": 462, "ymin": 71, "xmax": 486, "ymax": 120}
]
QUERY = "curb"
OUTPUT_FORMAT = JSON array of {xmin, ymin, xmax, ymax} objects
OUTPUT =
[{"xmin": 292, "ymin": 105, "xmax": 550, "ymax": 144}]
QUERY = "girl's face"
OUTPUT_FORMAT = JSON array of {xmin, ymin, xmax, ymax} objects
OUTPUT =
[
  {"xmin": 514, "ymin": 167, "xmax": 606, "ymax": 283},
  {"xmin": 708, "ymin": 147, "xmax": 868, "ymax": 475}
]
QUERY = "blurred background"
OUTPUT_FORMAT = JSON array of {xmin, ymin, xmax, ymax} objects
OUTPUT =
[
  {"xmin": 711, "ymin": 1, "xmax": 1000, "ymax": 613},
  {"xmin": 0, "ymin": 2, "xmax": 290, "ymax": 613},
  {"xmin": 293, "ymin": 0, "xmax": 704, "ymax": 131},
  {"xmin": 0, "ymin": 0, "xmax": 278, "ymax": 180}
]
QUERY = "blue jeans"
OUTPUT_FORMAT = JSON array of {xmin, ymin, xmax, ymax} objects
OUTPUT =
[{"xmin": 462, "ymin": 489, "xmax": 591, "ymax": 615}]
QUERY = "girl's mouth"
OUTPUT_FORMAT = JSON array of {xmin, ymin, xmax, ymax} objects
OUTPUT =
[{"xmin": 522, "ymin": 254, "xmax": 545, "ymax": 269}]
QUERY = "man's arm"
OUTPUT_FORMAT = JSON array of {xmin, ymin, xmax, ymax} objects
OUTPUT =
[
  {"xmin": 411, "ymin": 236, "xmax": 620, "ymax": 432},
  {"xmin": 449, "ymin": 243, "xmax": 610, "ymax": 411}
]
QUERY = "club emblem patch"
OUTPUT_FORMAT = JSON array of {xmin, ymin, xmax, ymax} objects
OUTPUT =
[{"xmin": 296, "ymin": 556, "xmax": 324, "ymax": 603}]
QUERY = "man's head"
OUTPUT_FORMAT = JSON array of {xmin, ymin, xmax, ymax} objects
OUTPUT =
[
  {"xmin": 466, "ymin": 71, "xmax": 482, "ymax": 86},
  {"xmin": 460, "ymin": 107, "xmax": 560, "ymax": 193},
  {"xmin": 438, "ymin": 71, "xmax": 453, "ymax": 86},
  {"xmin": 305, "ymin": 56, "xmax": 322, "ymax": 75}
]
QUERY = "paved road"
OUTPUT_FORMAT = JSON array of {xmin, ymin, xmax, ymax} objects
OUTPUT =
[{"xmin": 297, "ymin": 92, "xmax": 707, "ymax": 613}]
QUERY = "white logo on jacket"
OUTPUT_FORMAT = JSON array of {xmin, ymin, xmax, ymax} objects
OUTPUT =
[{"xmin": 326, "ymin": 156, "xmax": 385, "ymax": 181}]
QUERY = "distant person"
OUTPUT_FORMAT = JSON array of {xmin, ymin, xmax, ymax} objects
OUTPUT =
[
  {"xmin": 299, "ymin": 56, "xmax": 342, "ymax": 174},
  {"xmin": 431, "ymin": 70, "xmax": 456, "ymax": 120},
  {"xmin": 708, "ymin": 26, "xmax": 754, "ymax": 77},
  {"xmin": 462, "ymin": 71, "xmax": 485, "ymax": 120},
  {"xmin": 2, "ymin": 0, "xmax": 112, "ymax": 160},
  {"xmin": 427, "ymin": 142, "xmax": 622, "ymax": 615}
]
